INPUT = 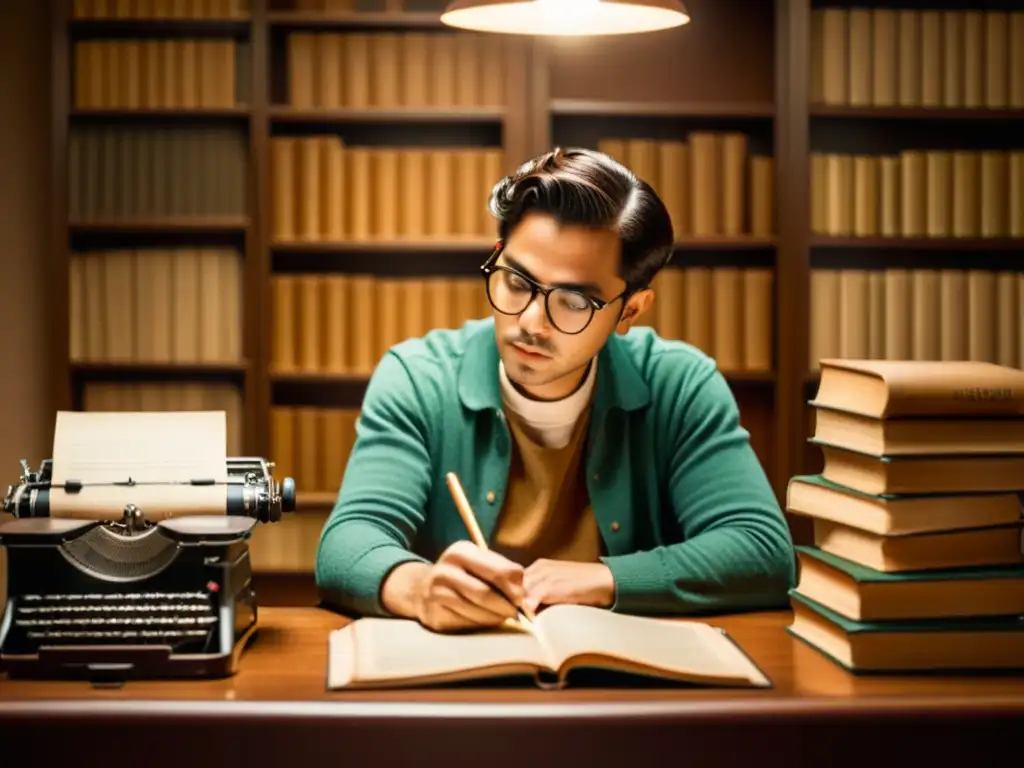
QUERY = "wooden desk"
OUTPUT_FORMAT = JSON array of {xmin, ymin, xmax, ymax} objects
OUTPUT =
[{"xmin": 1, "ymin": 607, "xmax": 1022, "ymax": 767}]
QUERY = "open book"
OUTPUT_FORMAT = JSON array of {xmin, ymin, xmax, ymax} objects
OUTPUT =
[{"xmin": 327, "ymin": 604, "xmax": 771, "ymax": 690}]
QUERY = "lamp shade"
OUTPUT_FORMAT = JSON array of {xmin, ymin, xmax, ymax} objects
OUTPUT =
[{"xmin": 440, "ymin": 0, "xmax": 690, "ymax": 36}]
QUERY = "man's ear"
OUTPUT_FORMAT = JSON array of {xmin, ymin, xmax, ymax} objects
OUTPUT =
[{"xmin": 616, "ymin": 288, "xmax": 654, "ymax": 332}]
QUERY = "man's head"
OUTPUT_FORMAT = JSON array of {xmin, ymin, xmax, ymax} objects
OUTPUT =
[{"xmin": 483, "ymin": 147, "xmax": 674, "ymax": 401}]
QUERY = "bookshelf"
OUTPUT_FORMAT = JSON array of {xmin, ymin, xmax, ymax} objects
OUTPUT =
[
  {"xmin": 51, "ymin": 0, "xmax": 1024, "ymax": 601},
  {"xmin": 804, "ymin": 0, "xmax": 1024, "ymax": 487}
]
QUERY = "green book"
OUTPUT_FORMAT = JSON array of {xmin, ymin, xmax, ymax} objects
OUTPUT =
[
  {"xmin": 786, "ymin": 589, "xmax": 1024, "ymax": 674},
  {"xmin": 793, "ymin": 545, "xmax": 1024, "ymax": 622},
  {"xmin": 797, "ymin": 544, "xmax": 1024, "ymax": 582}
]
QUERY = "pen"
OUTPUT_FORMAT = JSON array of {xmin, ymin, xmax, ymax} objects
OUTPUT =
[{"xmin": 444, "ymin": 471, "xmax": 534, "ymax": 631}]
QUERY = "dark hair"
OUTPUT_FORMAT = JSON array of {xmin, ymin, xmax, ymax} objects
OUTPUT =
[{"xmin": 487, "ymin": 147, "xmax": 675, "ymax": 290}]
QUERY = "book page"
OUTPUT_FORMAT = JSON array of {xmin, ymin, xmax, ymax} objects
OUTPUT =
[
  {"xmin": 329, "ymin": 617, "xmax": 549, "ymax": 688},
  {"xmin": 535, "ymin": 604, "xmax": 770, "ymax": 687},
  {"xmin": 48, "ymin": 410, "xmax": 229, "ymax": 520}
]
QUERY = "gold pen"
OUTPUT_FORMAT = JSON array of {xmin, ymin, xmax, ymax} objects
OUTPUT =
[{"xmin": 444, "ymin": 471, "xmax": 534, "ymax": 632}]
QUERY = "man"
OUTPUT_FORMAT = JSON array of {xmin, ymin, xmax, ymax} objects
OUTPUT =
[{"xmin": 315, "ymin": 147, "xmax": 795, "ymax": 632}]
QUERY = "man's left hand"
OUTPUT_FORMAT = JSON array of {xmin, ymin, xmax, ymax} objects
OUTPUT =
[{"xmin": 522, "ymin": 559, "xmax": 615, "ymax": 615}]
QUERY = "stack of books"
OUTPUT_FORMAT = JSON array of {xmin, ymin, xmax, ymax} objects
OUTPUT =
[{"xmin": 785, "ymin": 358, "xmax": 1024, "ymax": 673}]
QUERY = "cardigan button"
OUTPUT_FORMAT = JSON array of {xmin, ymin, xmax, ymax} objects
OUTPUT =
[
  {"xmin": 486, "ymin": 491, "xmax": 496, "ymax": 504},
  {"xmin": 610, "ymin": 521, "xmax": 620, "ymax": 532}
]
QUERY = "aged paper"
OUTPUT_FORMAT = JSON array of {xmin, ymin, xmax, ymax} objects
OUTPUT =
[
  {"xmin": 326, "ymin": 604, "xmax": 772, "ymax": 690},
  {"xmin": 48, "ymin": 410, "xmax": 229, "ymax": 520}
]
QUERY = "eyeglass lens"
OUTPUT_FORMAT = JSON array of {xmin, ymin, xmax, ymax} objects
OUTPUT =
[{"xmin": 487, "ymin": 268, "xmax": 594, "ymax": 334}]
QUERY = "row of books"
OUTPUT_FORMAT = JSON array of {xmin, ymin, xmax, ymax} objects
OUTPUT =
[
  {"xmin": 647, "ymin": 267, "xmax": 772, "ymax": 374},
  {"xmin": 72, "ymin": 0, "xmax": 249, "ymax": 18},
  {"xmin": 69, "ymin": 125, "xmax": 248, "ymax": 220},
  {"xmin": 809, "ymin": 269, "xmax": 1024, "ymax": 371},
  {"xmin": 597, "ymin": 136, "xmax": 773, "ymax": 239},
  {"xmin": 787, "ymin": 358, "xmax": 1024, "ymax": 673},
  {"xmin": 270, "ymin": 138, "xmax": 504, "ymax": 242},
  {"xmin": 260, "ymin": 403, "xmax": 358, "ymax": 568},
  {"xmin": 286, "ymin": 31, "xmax": 506, "ymax": 110},
  {"xmin": 81, "ymin": 381, "xmax": 245, "ymax": 456},
  {"xmin": 69, "ymin": 248, "xmax": 243, "ymax": 365},
  {"xmin": 270, "ymin": 405, "xmax": 358, "ymax": 497},
  {"xmin": 73, "ymin": 39, "xmax": 244, "ymax": 110},
  {"xmin": 811, "ymin": 151, "xmax": 1024, "ymax": 240},
  {"xmin": 67, "ymin": 257, "xmax": 774, "ymax": 376},
  {"xmin": 812, "ymin": 8, "xmax": 1024, "ymax": 109},
  {"xmin": 271, "ymin": 273, "xmax": 490, "ymax": 376},
  {"xmin": 269, "ymin": 267, "xmax": 775, "ymax": 379}
]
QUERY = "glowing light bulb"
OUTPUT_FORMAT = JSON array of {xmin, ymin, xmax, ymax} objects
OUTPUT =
[
  {"xmin": 440, "ymin": 0, "xmax": 690, "ymax": 36},
  {"xmin": 535, "ymin": 0, "xmax": 601, "ymax": 32}
]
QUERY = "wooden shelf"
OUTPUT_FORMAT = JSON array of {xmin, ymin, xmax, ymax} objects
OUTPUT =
[
  {"xmin": 269, "ymin": 106, "xmax": 503, "ymax": 124},
  {"xmin": 70, "ymin": 107, "xmax": 251, "ymax": 119},
  {"xmin": 810, "ymin": 105, "xmax": 1024, "ymax": 120},
  {"xmin": 674, "ymin": 236, "xmax": 775, "ymax": 250},
  {"xmin": 271, "ymin": 238, "xmax": 497, "ymax": 253},
  {"xmin": 810, "ymin": 236, "xmax": 1024, "ymax": 250},
  {"xmin": 266, "ymin": 11, "xmax": 443, "ymax": 28},
  {"xmin": 550, "ymin": 99, "xmax": 776, "ymax": 118},
  {"xmin": 69, "ymin": 217, "xmax": 250, "ymax": 233},
  {"xmin": 271, "ymin": 371, "xmax": 368, "ymax": 383},
  {"xmin": 70, "ymin": 362, "xmax": 249, "ymax": 379},
  {"xmin": 68, "ymin": 16, "xmax": 251, "ymax": 34}
]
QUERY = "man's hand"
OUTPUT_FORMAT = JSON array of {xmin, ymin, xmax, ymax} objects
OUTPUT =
[
  {"xmin": 522, "ymin": 559, "xmax": 616, "ymax": 615},
  {"xmin": 381, "ymin": 541, "xmax": 526, "ymax": 633}
]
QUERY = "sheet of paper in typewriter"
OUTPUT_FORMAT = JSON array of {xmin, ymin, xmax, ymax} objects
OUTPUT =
[{"xmin": 47, "ymin": 410, "xmax": 229, "ymax": 520}]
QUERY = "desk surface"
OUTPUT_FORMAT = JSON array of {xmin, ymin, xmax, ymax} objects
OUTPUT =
[
  {"xmin": 2, "ymin": 607, "xmax": 1023, "ymax": 767},
  {"xmin": 2, "ymin": 606, "xmax": 1023, "ymax": 707}
]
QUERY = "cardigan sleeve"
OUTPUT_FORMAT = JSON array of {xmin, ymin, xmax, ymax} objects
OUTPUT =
[
  {"xmin": 314, "ymin": 351, "xmax": 432, "ymax": 617},
  {"xmin": 600, "ymin": 364, "xmax": 796, "ymax": 615}
]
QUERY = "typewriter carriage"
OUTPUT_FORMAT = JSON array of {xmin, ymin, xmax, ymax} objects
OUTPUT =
[{"xmin": 3, "ymin": 456, "xmax": 296, "ymax": 525}]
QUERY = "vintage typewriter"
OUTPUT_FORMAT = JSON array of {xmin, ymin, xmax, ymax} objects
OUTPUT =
[{"xmin": 0, "ymin": 455, "xmax": 296, "ymax": 681}]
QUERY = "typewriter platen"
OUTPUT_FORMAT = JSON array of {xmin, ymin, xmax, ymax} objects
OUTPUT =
[{"xmin": 0, "ymin": 457, "xmax": 296, "ymax": 681}]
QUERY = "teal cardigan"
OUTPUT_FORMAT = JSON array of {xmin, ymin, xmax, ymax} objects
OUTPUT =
[{"xmin": 314, "ymin": 317, "xmax": 795, "ymax": 617}]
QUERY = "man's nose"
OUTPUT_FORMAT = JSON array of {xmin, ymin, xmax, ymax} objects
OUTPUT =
[{"xmin": 517, "ymin": 292, "xmax": 551, "ymax": 336}]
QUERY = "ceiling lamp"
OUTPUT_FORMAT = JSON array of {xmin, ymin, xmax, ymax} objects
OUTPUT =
[{"xmin": 440, "ymin": 0, "xmax": 690, "ymax": 36}]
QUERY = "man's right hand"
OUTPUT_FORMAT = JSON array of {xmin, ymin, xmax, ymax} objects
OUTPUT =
[{"xmin": 381, "ymin": 541, "xmax": 525, "ymax": 632}]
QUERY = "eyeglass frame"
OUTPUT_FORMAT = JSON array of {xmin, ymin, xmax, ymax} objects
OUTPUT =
[{"xmin": 479, "ymin": 242, "xmax": 635, "ymax": 336}]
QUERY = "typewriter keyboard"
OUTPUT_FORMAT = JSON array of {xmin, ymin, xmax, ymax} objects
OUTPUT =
[{"xmin": 14, "ymin": 591, "xmax": 217, "ymax": 642}]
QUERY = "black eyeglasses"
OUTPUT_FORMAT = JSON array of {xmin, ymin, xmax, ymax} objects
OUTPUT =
[{"xmin": 479, "ymin": 246, "xmax": 630, "ymax": 335}]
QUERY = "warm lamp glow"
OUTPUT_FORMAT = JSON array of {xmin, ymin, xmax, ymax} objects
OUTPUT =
[{"xmin": 440, "ymin": 0, "xmax": 690, "ymax": 36}]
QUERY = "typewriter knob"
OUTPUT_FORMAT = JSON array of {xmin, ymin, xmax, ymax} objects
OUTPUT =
[{"xmin": 280, "ymin": 477, "xmax": 296, "ymax": 513}]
